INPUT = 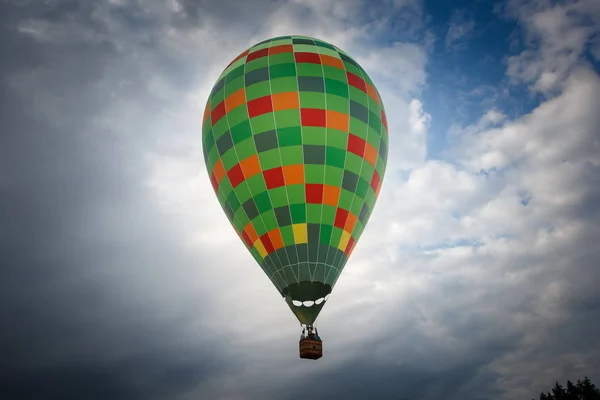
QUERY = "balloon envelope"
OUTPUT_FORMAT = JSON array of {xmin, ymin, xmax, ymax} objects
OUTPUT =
[{"xmin": 202, "ymin": 35, "xmax": 388, "ymax": 325}]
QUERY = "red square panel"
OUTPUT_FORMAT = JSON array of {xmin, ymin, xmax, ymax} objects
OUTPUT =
[
  {"xmin": 381, "ymin": 109, "xmax": 388, "ymax": 131},
  {"xmin": 211, "ymin": 100, "xmax": 226, "ymax": 126},
  {"xmin": 347, "ymin": 133, "xmax": 366, "ymax": 157},
  {"xmin": 241, "ymin": 230, "xmax": 253, "ymax": 248},
  {"xmin": 345, "ymin": 236, "xmax": 356, "ymax": 256},
  {"xmin": 210, "ymin": 173, "xmax": 219, "ymax": 193},
  {"xmin": 260, "ymin": 232, "xmax": 275, "ymax": 254},
  {"xmin": 305, "ymin": 184, "xmax": 324, "ymax": 204},
  {"xmin": 371, "ymin": 170, "xmax": 381, "ymax": 192},
  {"xmin": 248, "ymin": 95, "xmax": 273, "ymax": 118},
  {"xmin": 294, "ymin": 52, "xmax": 321, "ymax": 64},
  {"xmin": 227, "ymin": 164, "xmax": 245, "ymax": 188},
  {"xmin": 263, "ymin": 167, "xmax": 285, "ymax": 190},
  {"xmin": 269, "ymin": 44, "xmax": 293, "ymax": 55},
  {"xmin": 334, "ymin": 208, "xmax": 349, "ymax": 229},
  {"xmin": 246, "ymin": 48, "xmax": 269, "ymax": 62},
  {"xmin": 346, "ymin": 72, "xmax": 367, "ymax": 92},
  {"xmin": 301, "ymin": 108, "xmax": 326, "ymax": 127}
]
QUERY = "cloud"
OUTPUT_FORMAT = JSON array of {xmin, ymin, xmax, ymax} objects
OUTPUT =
[
  {"xmin": 504, "ymin": 0, "xmax": 600, "ymax": 94},
  {"xmin": 2, "ymin": 0, "xmax": 600, "ymax": 399},
  {"xmin": 445, "ymin": 9, "xmax": 475, "ymax": 51}
]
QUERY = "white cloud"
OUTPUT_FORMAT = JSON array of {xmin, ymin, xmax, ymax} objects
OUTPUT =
[{"xmin": 505, "ymin": 0, "xmax": 600, "ymax": 94}]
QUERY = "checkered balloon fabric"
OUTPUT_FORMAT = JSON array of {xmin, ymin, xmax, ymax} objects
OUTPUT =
[{"xmin": 202, "ymin": 35, "xmax": 388, "ymax": 324}]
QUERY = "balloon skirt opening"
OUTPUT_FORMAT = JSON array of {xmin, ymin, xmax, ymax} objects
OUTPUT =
[{"xmin": 282, "ymin": 281, "xmax": 332, "ymax": 325}]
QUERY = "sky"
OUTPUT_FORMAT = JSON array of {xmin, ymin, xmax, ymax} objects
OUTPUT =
[{"xmin": 1, "ymin": 0, "xmax": 600, "ymax": 399}]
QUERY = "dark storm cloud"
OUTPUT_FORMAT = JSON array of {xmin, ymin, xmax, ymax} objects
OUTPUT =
[{"xmin": 0, "ymin": 1, "xmax": 234, "ymax": 398}]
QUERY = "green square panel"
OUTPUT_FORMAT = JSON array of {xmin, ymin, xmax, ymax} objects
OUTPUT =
[
  {"xmin": 212, "ymin": 88, "xmax": 226, "ymax": 106},
  {"xmin": 203, "ymin": 118, "xmax": 212, "ymax": 135},
  {"xmin": 262, "ymin": 209, "xmax": 278, "ymax": 231},
  {"xmin": 216, "ymin": 187, "xmax": 227, "ymax": 204},
  {"xmin": 349, "ymin": 86, "xmax": 368, "ymax": 105},
  {"xmin": 325, "ymin": 78, "xmax": 348, "ymax": 98},
  {"xmin": 305, "ymin": 164, "xmax": 325, "ymax": 184},
  {"xmin": 254, "ymin": 191, "xmax": 272, "ymax": 214},
  {"xmin": 375, "ymin": 157, "xmax": 385, "ymax": 176},
  {"xmin": 204, "ymin": 131, "xmax": 216, "ymax": 152},
  {"xmin": 293, "ymin": 43, "xmax": 317, "ymax": 53},
  {"xmin": 350, "ymin": 197, "xmax": 362, "ymax": 215},
  {"xmin": 226, "ymin": 64, "xmax": 245, "ymax": 81},
  {"xmin": 270, "ymin": 37, "xmax": 293, "ymax": 46},
  {"xmin": 296, "ymin": 63, "xmax": 323, "ymax": 78},
  {"xmin": 303, "ymin": 127, "xmax": 327, "ymax": 145},
  {"xmin": 325, "ymin": 94, "xmax": 349, "ymax": 114},
  {"xmin": 345, "ymin": 153, "xmax": 364, "ymax": 175},
  {"xmin": 269, "ymin": 52, "xmax": 295, "ymax": 65},
  {"xmin": 350, "ymin": 118, "xmax": 369, "ymax": 139},
  {"xmin": 326, "ymin": 130, "xmax": 348, "ymax": 149},
  {"xmin": 250, "ymin": 41, "xmax": 271, "ymax": 51},
  {"xmin": 322, "ymin": 65, "xmax": 347, "ymax": 82},
  {"xmin": 280, "ymin": 145, "xmax": 303, "ymax": 165},
  {"xmin": 354, "ymin": 219, "xmax": 364, "ymax": 237},
  {"xmin": 287, "ymin": 184, "xmax": 305, "ymax": 205},
  {"xmin": 368, "ymin": 111, "xmax": 381, "ymax": 133},
  {"xmin": 234, "ymin": 180, "xmax": 253, "ymax": 204},
  {"xmin": 274, "ymin": 109, "xmax": 301, "ymax": 129},
  {"xmin": 227, "ymin": 106, "xmax": 249, "ymax": 128},
  {"xmin": 360, "ymin": 162, "xmax": 374, "ymax": 182},
  {"xmin": 269, "ymin": 63, "xmax": 296, "ymax": 79},
  {"xmin": 269, "ymin": 77, "xmax": 298, "ymax": 94},
  {"xmin": 222, "ymin": 62, "xmax": 245, "ymax": 82},
  {"xmin": 230, "ymin": 120, "xmax": 252, "ymax": 144},
  {"xmin": 338, "ymin": 189, "xmax": 354, "ymax": 210},
  {"xmin": 321, "ymin": 205, "xmax": 336, "ymax": 225},
  {"xmin": 213, "ymin": 118, "xmax": 230, "ymax": 139},
  {"xmin": 235, "ymin": 137, "xmax": 256, "ymax": 161},
  {"xmin": 258, "ymin": 148, "xmax": 282, "ymax": 170},
  {"xmin": 277, "ymin": 126, "xmax": 302, "ymax": 146},
  {"xmin": 219, "ymin": 173, "xmax": 233, "ymax": 195},
  {"xmin": 220, "ymin": 148, "xmax": 239, "ymax": 171},
  {"xmin": 306, "ymin": 204, "xmax": 322, "ymax": 223},
  {"xmin": 324, "ymin": 166, "xmax": 343, "ymax": 186},
  {"xmin": 368, "ymin": 97, "xmax": 381, "ymax": 114},
  {"xmin": 270, "ymin": 186, "xmax": 289, "ymax": 208},
  {"xmin": 366, "ymin": 127, "xmax": 380, "ymax": 147},
  {"xmin": 344, "ymin": 63, "xmax": 362, "ymax": 77},
  {"xmin": 208, "ymin": 147, "xmax": 220, "ymax": 169},
  {"xmin": 355, "ymin": 177, "xmax": 369, "ymax": 200},
  {"xmin": 319, "ymin": 224, "xmax": 333, "ymax": 244},
  {"xmin": 290, "ymin": 202, "xmax": 306, "ymax": 223},
  {"xmin": 316, "ymin": 47, "xmax": 339, "ymax": 58},
  {"xmin": 245, "ymin": 57, "xmax": 269, "ymax": 72},
  {"xmin": 280, "ymin": 225, "xmax": 295, "ymax": 246},
  {"xmin": 331, "ymin": 226, "xmax": 343, "ymax": 247},
  {"xmin": 325, "ymin": 146, "xmax": 346, "ymax": 169},
  {"xmin": 252, "ymin": 216, "xmax": 268, "ymax": 237},
  {"xmin": 250, "ymin": 114, "xmax": 276, "ymax": 134},
  {"xmin": 246, "ymin": 173, "xmax": 267, "ymax": 194},
  {"xmin": 364, "ymin": 190, "xmax": 376, "ymax": 208},
  {"xmin": 299, "ymin": 92, "xmax": 325, "ymax": 109},
  {"xmin": 246, "ymin": 81, "xmax": 271, "ymax": 101},
  {"xmin": 234, "ymin": 207, "xmax": 249, "ymax": 229}
]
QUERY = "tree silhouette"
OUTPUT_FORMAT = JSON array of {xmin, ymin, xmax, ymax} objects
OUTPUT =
[{"xmin": 533, "ymin": 376, "xmax": 600, "ymax": 399}]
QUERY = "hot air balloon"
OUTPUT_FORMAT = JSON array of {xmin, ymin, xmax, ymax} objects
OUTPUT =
[{"xmin": 202, "ymin": 35, "xmax": 388, "ymax": 359}]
